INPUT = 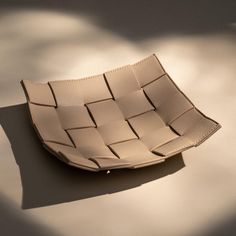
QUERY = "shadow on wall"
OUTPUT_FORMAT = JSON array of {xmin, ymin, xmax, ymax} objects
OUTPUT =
[
  {"xmin": 0, "ymin": 0, "xmax": 235, "ymax": 40},
  {"xmin": 191, "ymin": 212, "xmax": 236, "ymax": 236},
  {"xmin": 0, "ymin": 104, "xmax": 185, "ymax": 209},
  {"xmin": 0, "ymin": 193, "xmax": 61, "ymax": 236}
]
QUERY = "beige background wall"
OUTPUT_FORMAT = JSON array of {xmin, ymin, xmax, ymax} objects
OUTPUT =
[{"xmin": 0, "ymin": 1, "xmax": 236, "ymax": 235}]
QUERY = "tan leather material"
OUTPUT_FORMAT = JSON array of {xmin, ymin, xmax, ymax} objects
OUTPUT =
[
  {"xmin": 89, "ymin": 157, "xmax": 130, "ymax": 170},
  {"xmin": 60, "ymin": 151, "xmax": 99, "ymax": 171},
  {"xmin": 21, "ymin": 54, "xmax": 221, "ymax": 171},
  {"xmin": 21, "ymin": 80, "xmax": 56, "ymax": 106},
  {"xmin": 97, "ymin": 120, "xmax": 137, "ymax": 145},
  {"xmin": 45, "ymin": 141, "xmax": 116, "ymax": 160},
  {"xmin": 132, "ymin": 54, "xmax": 165, "ymax": 87},
  {"xmin": 170, "ymin": 108, "xmax": 219, "ymax": 145},
  {"xmin": 44, "ymin": 141, "xmax": 79, "ymax": 155},
  {"xmin": 125, "ymin": 154, "xmax": 165, "ymax": 168},
  {"xmin": 144, "ymin": 74, "xmax": 193, "ymax": 124},
  {"xmin": 128, "ymin": 111, "xmax": 165, "ymax": 137},
  {"xmin": 109, "ymin": 139, "xmax": 164, "ymax": 168},
  {"xmin": 87, "ymin": 99, "xmax": 124, "ymax": 126},
  {"xmin": 56, "ymin": 106, "xmax": 95, "ymax": 130},
  {"xmin": 78, "ymin": 75, "xmax": 112, "ymax": 103},
  {"xmin": 116, "ymin": 90, "xmax": 154, "ymax": 119},
  {"xmin": 49, "ymin": 80, "xmax": 84, "ymax": 106},
  {"xmin": 67, "ymin": 128, "xmax": 105, "ymax": 148},
  {"xmin": 141, "ymin": 126, "xmax": 179, "ymax": 150},
  {"xmin": 78, "ymin": 145, "xmax": 117, "ymax": 159},
  {"xmin": 49, "ymin": 76, "xmax": 112, "ymax": 106},
  {"xmin": 110, "ymin": 139, "xmax": 154, "ymax": 158},
  {"xmin": 28, "ymin": 103, "xmax": 73, "ymax": 146},
  {"xmin": 34, "ymin": 123, "xmax": 74, "ymax": 147},
  {"xmin": 105, "ymin": 65, "xmax": 140, "ymax": 98},
  {"xmin": 28, "ymin": 103, "xmax": 61, "ymax": 126},
  {"xmin": 153, "ymin": 136, "xmax": 194, "ymax": 156},
  {"xmin": 44, "ymin": 141, "xmax": 87, "ymax": 163}
]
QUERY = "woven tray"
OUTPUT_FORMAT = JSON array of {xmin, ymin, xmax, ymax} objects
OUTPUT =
[{"xmin": 21, "ymin": 54, "xmax": 221, "ymax": 171}]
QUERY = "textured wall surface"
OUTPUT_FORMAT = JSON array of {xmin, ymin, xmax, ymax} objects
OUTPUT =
[{"xmin": 0, "ymin": 1, "xmax": 236, "ymax": 235}]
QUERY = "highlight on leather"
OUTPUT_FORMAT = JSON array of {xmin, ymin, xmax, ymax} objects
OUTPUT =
[{"xmin": 21, "ymin": 54, "xmax": 221, "ymax": 171}]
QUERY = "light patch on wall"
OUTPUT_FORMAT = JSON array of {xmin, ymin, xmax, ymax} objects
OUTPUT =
[{"xmin": 0, "ymin": 9, "xmax": 142, "ymax": 106}]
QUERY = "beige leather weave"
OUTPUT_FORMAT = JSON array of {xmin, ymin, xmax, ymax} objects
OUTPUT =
[{"xmin": 21, "ymin": 54, "xmax": 221, "ymax": 171}]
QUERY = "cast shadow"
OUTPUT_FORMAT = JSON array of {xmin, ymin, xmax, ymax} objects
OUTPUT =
[
  {"xmin": 191, "ymin": 212, "xmax": 236, "ymax": 236},
  {"xmin": 0, "ymin": 103, "xmax": 185, "ymax": 209},
  {"xmin": 0, "ymin": 0, "xmax": 235, "ymax": 40},
  {"xmin": 0, "ymin": 194, "xmax": 61, "ymax": 236}
]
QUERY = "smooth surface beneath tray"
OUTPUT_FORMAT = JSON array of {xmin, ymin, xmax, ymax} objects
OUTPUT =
[{"xmin": 0, "ymin": 2, "xmax": 236, "ymax": 236}]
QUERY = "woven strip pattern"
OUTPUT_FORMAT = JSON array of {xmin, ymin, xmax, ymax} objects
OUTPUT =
[{"xmin": 21, "ymin": 54, "xmax": 221, "ymax": 171}]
